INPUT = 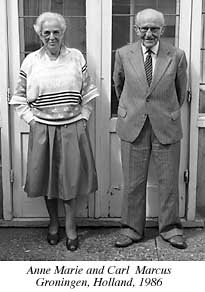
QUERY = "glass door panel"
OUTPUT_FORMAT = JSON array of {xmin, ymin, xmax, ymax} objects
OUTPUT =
[{"xmin": 18, "ymin": 0, "xmax": 86, "ymax": 62}]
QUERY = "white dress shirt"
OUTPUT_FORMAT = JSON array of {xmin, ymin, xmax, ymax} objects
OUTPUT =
[{"xmin": 141, "ymin": 42, "xmax": 159, "ymax": 76}]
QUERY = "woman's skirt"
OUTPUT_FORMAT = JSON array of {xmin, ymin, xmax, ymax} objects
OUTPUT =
[{"xmin": 24, "ymin": 119, "xmax": 98, "ymax": 200}]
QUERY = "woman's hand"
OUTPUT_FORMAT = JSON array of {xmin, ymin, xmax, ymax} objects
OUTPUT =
[
  {"xmin": 29, "ymin": 119, "xmax": 36, "ymax": 127},
  {"xmin": 82, "ymin": 119, "xmax": 87, "ymax": 128}
]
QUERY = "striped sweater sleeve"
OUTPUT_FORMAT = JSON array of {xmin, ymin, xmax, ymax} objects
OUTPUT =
[
  {"xmin": 9, "ymin": 55, "xmax": 34, "ymax": 124},
  {"xmin": 79, "ymin": 52, "xmax": 99, "ymax": 119}
]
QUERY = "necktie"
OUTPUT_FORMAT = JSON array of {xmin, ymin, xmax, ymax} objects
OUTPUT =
[{"xmin": 144, "ymin": 50, "xmax": 152, "ymax": 86}]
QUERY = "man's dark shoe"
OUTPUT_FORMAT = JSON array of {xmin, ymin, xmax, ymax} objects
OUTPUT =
[
  {"xmin": 165, "ymin": 235, "xmax": 187, "ymax": 249},
  {"xmin": 115, "ymin": 235, "xmax": 142, "ymax": 248}
]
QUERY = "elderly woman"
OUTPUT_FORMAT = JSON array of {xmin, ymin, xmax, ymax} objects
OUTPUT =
[{"xmin": 10, "ymin": 12, "xmax": 99, "ymax": 251}]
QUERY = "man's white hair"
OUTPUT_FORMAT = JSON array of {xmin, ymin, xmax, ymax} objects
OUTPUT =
[
  {"xmin": 33, "ymin": 12, "xmax": 66, "ymax": 35},
  {"xmin": 135, "ymin": 8, "xmax": 165, "ymax": 26}
]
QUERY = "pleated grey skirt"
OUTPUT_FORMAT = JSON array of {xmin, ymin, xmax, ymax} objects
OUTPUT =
[{"xmin": 24, "ymin": 120, "xmax": 98, "ymax": 200}]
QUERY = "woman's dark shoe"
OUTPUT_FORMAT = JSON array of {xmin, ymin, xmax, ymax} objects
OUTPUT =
[
  {"xmin": 66, "ymin": 237, "xmax": 78, "ymax": 251},
  {"xmin": 47, "ymin": 232, "xmax": 59, "ymax": 246}
]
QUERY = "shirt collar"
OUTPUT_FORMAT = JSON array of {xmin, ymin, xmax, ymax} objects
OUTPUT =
[
  {"xmin": 38, "ymin": 44, "xmax": 69, "ymax": 58},
  {"xmin": 141, "ymin": 41, "xmax": 159, "ymax": 55}
]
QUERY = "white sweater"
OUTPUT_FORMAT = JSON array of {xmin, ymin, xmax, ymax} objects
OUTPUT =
[{"xmin": 10, "ymin": 46, "xmax": 99, "ymax": 125}]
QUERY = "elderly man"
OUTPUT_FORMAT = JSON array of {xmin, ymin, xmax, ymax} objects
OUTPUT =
[{"xmin": 113, "ymin": 8, "xmax": 187, "ymax": 249}]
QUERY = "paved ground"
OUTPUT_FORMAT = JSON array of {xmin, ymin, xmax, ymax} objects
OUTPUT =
[{"xmin": 0, "ymin": 227, "xmax": 205, "ymax": 261}]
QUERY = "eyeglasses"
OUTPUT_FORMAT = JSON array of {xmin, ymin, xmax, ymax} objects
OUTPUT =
[
  {"xmin": 41, "ymin": 30, "xmax": 62, "ymax": 38},
  {"xmin": 137, "ymin": 27, "xmax": 162, "ymax": 34}
]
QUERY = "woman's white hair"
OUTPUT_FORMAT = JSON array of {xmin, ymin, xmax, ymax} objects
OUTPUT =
[{"xmin": 33, "ymin": 12, "xmax": 66, "ymax": 36}]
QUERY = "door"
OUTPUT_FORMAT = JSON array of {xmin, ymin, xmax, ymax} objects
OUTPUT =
[
  {"xmin": 188, "ymin": 0, "xmax": 205, "ymax": 220},
  {"xmin": 0, "ymin": 0, "xmax": 13, "ymax": 220},
  {"xmin": 96, "ymin": 0, "xmax": 191, "ymax": 218},
  {"xmin": 8, "ymin": 0, "xmax": 100, "ymax": 219}
]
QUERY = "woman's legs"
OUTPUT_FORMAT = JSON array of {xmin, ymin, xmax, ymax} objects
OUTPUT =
[
  {"xmin": 63, "ymin": 199, "xmax": 77, "ymax": 239},
  {"xmin": 45, "ymin": 197, "xmax": 59, "ymax": 234}
]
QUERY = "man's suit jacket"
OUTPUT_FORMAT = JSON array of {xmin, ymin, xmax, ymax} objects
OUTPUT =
[{"xmin": 113, "ymin": 40, "xmax": 187, "ymax": 144}]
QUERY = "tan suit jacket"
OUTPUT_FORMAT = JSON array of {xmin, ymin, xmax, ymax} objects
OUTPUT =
[{"xmin": 113, "ymin": 40, "xmax": 187, "ymax": 144}]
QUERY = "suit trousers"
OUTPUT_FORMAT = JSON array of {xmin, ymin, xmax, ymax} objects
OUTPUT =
[{"xmin": 120, "ymin": 117, "xmax": 183, "ymax": 241}]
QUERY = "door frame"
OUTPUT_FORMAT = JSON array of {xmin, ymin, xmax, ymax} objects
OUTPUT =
[
  {"xmin": 95, "ymin": 0, "xmax": 112, "ymax": 217},
  {"xmin": 0, "ymin": 0, "xmax": 13, "ymax": 220},
  {"xmin": 177, "ymin": 0, "xmax": 192, "ymax": 218},
  {"xmin": 96, "ymin": 0, "xmax": 193, "ymax": 218},
  {"xmin": 188, "ymin": 0, "xmax": 203, "ymax": 220},
  {"xmin": 6, "ymin": 0, "xmax": 102, "ymax": 219},
  {"xmin": 1, "ymin": 0, "xmax": 202, "ymax": 222}
]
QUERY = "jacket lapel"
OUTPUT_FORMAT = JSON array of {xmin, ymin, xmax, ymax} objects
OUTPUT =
[
  {"xmin": 127, "ymin": 41, "xmax": 173, "ymax": 92},
  {"xmin": 127, "ymin": 42, "xmax": 148, "ymax": 89},
  {"xmin": 150, "ymin": 42, "xmax": 173, "ymax": 92}
]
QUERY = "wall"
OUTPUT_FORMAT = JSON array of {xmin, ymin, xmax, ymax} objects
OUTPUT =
[{"xmin": 0, "ymin": 132, "xmax": 3, "ymax": 218}]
